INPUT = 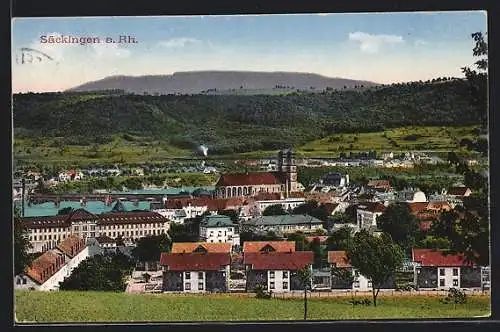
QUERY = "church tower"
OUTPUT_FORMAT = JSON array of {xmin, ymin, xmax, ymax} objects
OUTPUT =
[{"xmin": 279, "ymin": 149, "xmax": 298, "ymax": 197}]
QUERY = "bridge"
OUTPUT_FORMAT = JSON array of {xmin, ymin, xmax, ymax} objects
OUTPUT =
[{"xmin": 27, "ymin": 193, "xmax": 165, "ymax": 206}]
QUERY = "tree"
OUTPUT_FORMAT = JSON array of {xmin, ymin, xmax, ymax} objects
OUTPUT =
[
  {"xmin": 132, "ymin": 234, "xmax": 171, "ymax": 270},
  {"xmin": 326, "ymin": 225, "xmax": 354, "ymax": 251},
  {"xmin": 262, "ymin": 204, "xmax": 288, "ymax": 216},
  {"xmin": 307, "ymin": 237, "xmax": 326, "ymax": 268},
  {"xmin": 297, "ymin": 266, "xmax": 312, "ymax": 320},
  {"xmin": 286, "ymin": 232, "xmax": 308, "ymax": 251},
  {"xmin": 429, "ymin": 193, "xmax": 489, "ymax": 266},
  {"xmin": 346, "ymin": 230, "xmax": 405, "ymax": 306},
  {"xmin": 376, "ymin": 203, "xmax": 420, "ymax": 254},
  {"xmin": 218, "ymin": 209, "xmax": 239, "ymax": 222},
  {"xmin": 293, "ymin": 200, "xmax": 329, "ymax": 222},
  {"xmin": 461, "ymin": 32, "xmax": 488, "ymax": 127},
  {"xmin": 14, "ymin": 206, "xmax": 32, "ymax": 275}
]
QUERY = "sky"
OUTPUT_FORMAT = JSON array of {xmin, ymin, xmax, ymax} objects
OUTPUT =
[{"xmin": 11, "ymin": 11, "xmax": 487, "ymax": 93}]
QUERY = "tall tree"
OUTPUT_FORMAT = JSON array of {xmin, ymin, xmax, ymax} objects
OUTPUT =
[
  {"xmin": 376, "ymin": 203, "xmax": 419, "ymax": 253},
  {"xmin": 461, "ymin": 32, "xmax": 488, "ymax": 127},
  {"xmin": 14, "ymin": 206, "xmax": 32, "ymax": 275},
  {"xmin": 292, "ymin": 200, "xmax": 329, "ymax": 222},
  {"xmin": 326, "ymin": 225, "xmax": 354, "ymax": 251},
  {"xmin": 286, "ymin": 231, "xmax": 308, "ymax": 251},
  {"xmin": 262, "ymin": 204, "xmax": 288, "ymax": 216},
  {"xmin": 297, "ymin": 266, "xmax": 312, "ymax": 320},
  {"xmin": 346, "ymin": 230, "xmax": 405, "ymax": 306}
]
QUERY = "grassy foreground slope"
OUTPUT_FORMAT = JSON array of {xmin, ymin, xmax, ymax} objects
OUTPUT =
[{"xmin": 15, "ymin": 291, "xmax": 490, "ymax": 323}]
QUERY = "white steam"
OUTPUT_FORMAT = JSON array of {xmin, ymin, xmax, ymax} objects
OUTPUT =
[{"xmin": 199, "ymin": 145, "xmax": 208, "ymax": 157}]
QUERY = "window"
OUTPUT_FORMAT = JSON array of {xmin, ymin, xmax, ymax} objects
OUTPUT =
[
  {"xmin": 270, "ymin": 282, "xmax": 275, "ymax": 289},
  {"xmin": 185, "ymin": 283, "xmax": 191, "ymax": 290},
  {"xmin": 185, "ymin": 272, "xmax": 191, "ymax": 280},
  {"xmin": 439, "ymin": 269, "xmax": 445, "ymax": 276},
  {"xmin": 198, "ymin": 272, "xmax": 204, "ymax": 279},
  {"xmin": 283, "ymin": 271, "xmax": 288, "ymax": 278},
  {"xmin": 198, "ymin": 282, "xmax": 204, "ymax": 290},
  {"xmin": 453, "ymin": 268, "xmax": 459, "ymax": 276},
  {"xmin": 16, "ymin": 278, "xmax": 21, "ymax": 285},
  {"xmin": 368, "ymin": 281, "xmax": 372, "ymax": 287},
  {"xmin": 439, "ymin": 279, "xmax": 445, "ymax": 287},
  {"xmin": 283, "ymin": 282, "xmax": 288, "ymax": 289},
  {"xmin": 270, "ymin": 271, "xmax": 275, "ymax": 279},
  {"xmin": 453, "ymin": 279, "xmax": 459, "ymax": 287},
  {"xmin": 353, "ymin": 281, "xmax": 360, "ymax": 288}
]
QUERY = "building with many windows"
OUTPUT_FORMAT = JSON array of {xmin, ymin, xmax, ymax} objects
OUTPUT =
[
  {"xmin": 242, "ymin": 214, "xmax": 325, "ymax": 235},
  {"xmin": 199, "ymin": 215, "xmax": 240, "ymax": 248},
  {"xmin": 19, "ymin": 208, "xmax": 170, "ymax": 253}
]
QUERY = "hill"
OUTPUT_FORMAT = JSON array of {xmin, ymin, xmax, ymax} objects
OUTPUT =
[
  {"xmin": 66, "ymin": 71, "xmax": 379, "ymax": 95},
  {"xmin": 13, "ymin": 79, "xmax": 485, "ymax": 156}
]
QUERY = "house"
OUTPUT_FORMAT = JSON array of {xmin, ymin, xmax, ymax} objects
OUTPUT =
[
  {"xmin": 242, "ymin": 214, "xmax": 325, "ymax": 235},
  {"xmin": 160, "ymin": 252, "xmax": 231, "ymax": 293},
  {"xmin": 242, "ymin": 241, "xmax": 296, "ymax": 253},
  {"xmin": 14, "ymin": 235, "xmax": 89, "ymax": 291},
  {"xmin": 94, "ymin": 235, "xmax": 118, "ymax": 252},
  {"xmin": 447, "ymin": 187, "xmax": 472, "ymax": 198},
  {"xmin": 406, "ymin": 201, "xmax": 453, "ymax": 231},
  {"xmin": 171, "ymin": 242, "xmax": 232, "ymax": 254},
  {"xmin": 253, "ymin": 193, "xmax": 306, "ymax": 213},
  {"xmin": 328, "ymin": 251, "xmax": 395, "ymax": 291},
  {"xmin": 20, "ymin": 209, "xmax": 171, "ymax": 254},
  {"xmin": 366, "ymin": 180, "xmax": 392, "ymax": 192},
  {"xmin": 199, "ymin": 215, "xmax": 240, "ymax": 248},
  {"xmin": 58, "ymin": 170, "xmax": 84, "ymax": 182},
  {"xmin": 412, "ymin": 249, "xmax": 482, "ymax": 290},
  {"xmin": 356, "ymin": 202, "xmax": 386, "ymax": 230},
  {"xmin": 215, "ymin": 150, "xmax": 299, "ymax": 198},
  {"xmin": 244, "ymin": 251, "xmax": 314, "ymax": 292},
  {"xmin": 312, "ymin": 172, "xmax": 349, "ymax": 189}
]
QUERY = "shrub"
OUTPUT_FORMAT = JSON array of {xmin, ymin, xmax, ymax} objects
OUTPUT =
[
  {"xmin": 440, "ymin": 288, "xmax": 467, "ymax": 305},
  {"xmin": 254, "ymin": 284, "xmax": 272, "ymax": 299},
  {"xmin": 349, "ymin": 298, "xmax": 371, "ymax": 306}
]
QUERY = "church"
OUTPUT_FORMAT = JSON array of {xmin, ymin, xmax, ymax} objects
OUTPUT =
[{"xmin": 215, "ymin": 150, "xmax": 299, "ymax": 199}]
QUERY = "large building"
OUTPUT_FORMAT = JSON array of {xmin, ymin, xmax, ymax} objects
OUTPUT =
[
  {"xmin": 14, "ymin": 235, "xmax": 89, "ymax": 291},
  {"xmin": 242, "ymin": 214, "xmax": 325, "ymax": 235},
  {"xmin": 215, "ymin": 150, "xmax": 299, "ymax": 199},
  {"xmin": 19, "ymin": 207, "xmax": 170, "ymax": 253},
  {"xmin": 199, "ymin": 215, "xmax": 240, "ymax": 248}
]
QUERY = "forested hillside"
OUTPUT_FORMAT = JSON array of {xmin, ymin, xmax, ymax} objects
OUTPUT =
[{"xmin": 13, "ymin": 79, "xmax": 485, "ymax": 155}]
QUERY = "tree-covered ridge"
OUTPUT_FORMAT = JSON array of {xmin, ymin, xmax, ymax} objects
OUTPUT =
[{"xmin": 13, "ymin": 78, "xmax": 485, "ymax": 155}]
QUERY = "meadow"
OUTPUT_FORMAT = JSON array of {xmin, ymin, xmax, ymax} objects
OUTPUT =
[{"xmin": 14, "ymin": 290, "xmax": 490, "ymax": 323}]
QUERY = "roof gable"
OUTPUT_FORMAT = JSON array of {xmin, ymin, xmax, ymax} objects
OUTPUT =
[
  {"xmin": 243, "ymin": 251, "xmax": 314, "ymax": 270},
  {"xmin": 243, "ymin": 241, "xmax": 295, "ymax": 253},
  {"xmin": 217, "ymin": 172, "xmax": 286, "ymax": 186},
  {"xmin": 159, "ymin": 252, "xmax": 231, "ymax": 271},
  {"xmin": 412, "ymin": 248, "xmax": 473, "ymax": 267},
  {"xmin": 171, "ymin": 242, "xmax": 232, "ymax": 253}
]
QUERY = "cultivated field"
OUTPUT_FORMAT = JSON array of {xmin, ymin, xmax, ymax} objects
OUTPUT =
[
  {"xmin": 298, "ymin": 126, "xmax": 480, "ymax": 157},
  {"xmin": 14, "ymin": 290, "xmax": 490, "ymax": 323}
]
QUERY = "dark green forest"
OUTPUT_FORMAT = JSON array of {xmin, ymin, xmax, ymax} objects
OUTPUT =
[{"xmin": 13, "ymin": 78, "xmax": 486, "ymax": 155}]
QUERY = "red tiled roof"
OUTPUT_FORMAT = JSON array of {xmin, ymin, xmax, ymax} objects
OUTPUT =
[
  {"xmin": 243, "ymin": 241, "xmax": 295, "ymax": 253},
  {"xmin": 426, "ymin": 201, "xmax": 452, "ymax": 211},
  {"xmin": 171, "ymin": 242, "xmax": 232, "ymax": 253},
  {"xmin": 216, "ymin": 172, "xmax": 286, "ymax": 186},
  {"xmin": 412, "ymin": 249, "xmax": 473, "ymax": 267},
  {"xmin": 448, "ymin": 187, "xmax": 470, "ymax": 196},
  {"xmin": 406, "ymin": 202, "xmax": 430, "ymax": 214},
  {"xmin": 56, "ymin": 235, "xmax": 86, "ymax": 258},
  {"xmin": 20, "ymin": 215, "xmax": 71, "ymax": 229},
  {"xmin": 357, "ymin": 202, "xmax": 386, "ymax": 213},
  {"xmin": 159, "ymin": 252, "xmax": 231, "ymax": 271},
  {"xmin": 67, "ymin": 209, "xmax": 97, "ymax": 221},
  {"xmin": 289, "ymin": 192, "xmax": 306, "ymax": 198},
  {"xmin": 165, "ymin": 198, "xmax": 210, "ymax": 209},
  {"xmin": 367, "ymin": 180, "xmax": 391, "ymax": 188},
  {"xmin": 243, "ymin": 251, "xmax": 313, "ymax": 270},
  {"xmin": 305, "ymin": 236, "xmax": 328, "ymax": 244},
  {"xmin": 98, "ymin": 211, "xmax": 168, "ymax": 225},
  {"xmin": 25, "ymin": 250, "xmax": 66, "ymax": 285},
  {"xmin": 327, "ymin": 251, "xmax": 351, "ymax": 268}
]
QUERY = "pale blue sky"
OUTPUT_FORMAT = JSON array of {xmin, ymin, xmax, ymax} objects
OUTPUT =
[{"xmin": 12, "ymin": 11, "xmax": 487, "ymax": 92}]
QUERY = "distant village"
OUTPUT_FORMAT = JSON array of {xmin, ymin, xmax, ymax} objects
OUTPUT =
[{"xmin": 14, "ymin": 149, "xmax": 489, "ymax": 295}]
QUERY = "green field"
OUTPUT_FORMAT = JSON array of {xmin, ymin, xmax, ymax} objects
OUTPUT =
[
  {"xmin": 14, "ymin": 291, "xmax": 490, "ymax": 323},
  {"xmin": 298, "ymin": 126, "xmax": 480, "ymax": 157}
]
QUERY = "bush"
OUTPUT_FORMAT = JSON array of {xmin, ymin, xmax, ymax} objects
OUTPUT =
[
  {"xmin": 349, "ymin": 298, "xmax": 371, "ymax": 306},
  {"xmin": 440, "ymin": 288, "xmax": 467, "ymax": 305},
  {"xmin": 254, "ymin": 284, "xmax": 272, "ymax": 299}
]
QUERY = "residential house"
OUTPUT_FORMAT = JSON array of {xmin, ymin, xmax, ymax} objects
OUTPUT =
[
  {"xmin": 94, "ymin": 235, "xmax": 118, "ymax": 252},
  {"xmin": 406, "ymin": 201, "xmax": 453, "ymax": 231},
  {"xmin": 242, "ymin": 241, "xmax": 296, "ymax": 253},
  {"xmin": 412, "ymin": 249, "xmax": 482, "ymax": 290},
  {"xmin": 58, "ymin": 170, "xmax": 84, "ymax": 182},
  {"xmin": 447, "ymin": 187, "xmax": 472, "ymax": 198},
  {"xmin": 242, "ymin": 214, "xmax": 325, "ymax": 235},
  {"xmin": 14, "ymin": 235, "xmax": 89, "ymax": 291},
  {"xmin": 366, "ymin": 180, "xmax": 392, "ymax": 192},
  {"xmin": 356, "ymin": 202, "xmax": 386, "ymax": 230},
  {"xmin": 395, "ymin": 188, "xmax": 427, "ymax": 203},
  {"xmin": 252, "ymin": 192, "xmax": 306, "ymax": 213},
  {"xmin": 171, "ymin": 242, "xmax": 232, "ymax": 254},
  {"xmin": 199, "ymin": 215, "xmax": 240, "ymax": 248},
  {"xmin": 328, "ymin": 251, "xmax": 395, "ymax": 291},
  {"xmin": 244, "ymin": 251, "xmax": 314, "ymax": 292},
  {"xmin": 160, "ymin": 252, "xmax": 231, "ymax": 293}
]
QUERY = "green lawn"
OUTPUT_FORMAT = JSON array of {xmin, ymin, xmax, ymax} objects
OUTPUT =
[{"xmin": 14, "ymin": 291, "xmax": 490, "ymax": 323}]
